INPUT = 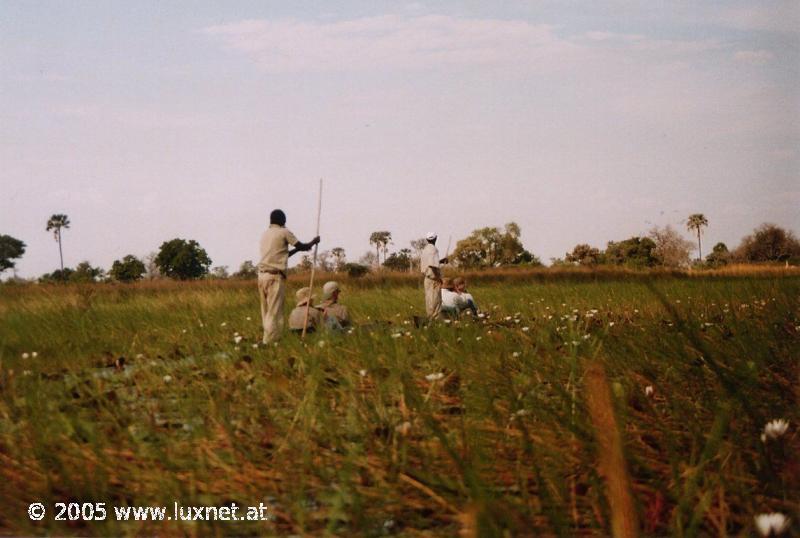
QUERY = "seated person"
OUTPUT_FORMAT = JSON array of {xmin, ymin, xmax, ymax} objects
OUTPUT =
[
  {"xmin": 440, "ymin": 278, "xmax": 461, "ymax": 319},
  {"xmin": 318, "ymin": 281, "xmax": 351, "ymax": 331},
  {"xmin": 453, "ymin": 277, "xmax": 479, "ymax": 315},
  {"xmin": 288, "ymin": 287, "xmax": 323, "ymax": 333}
]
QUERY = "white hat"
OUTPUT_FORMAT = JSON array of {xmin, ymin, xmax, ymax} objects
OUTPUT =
[
  {"xmin": 426, "ymin": 232, "xmax": 437, "ymax": 241},
  {"xmin": 322, "ymin": 281, "xmax": 339, "ymax": 300}
]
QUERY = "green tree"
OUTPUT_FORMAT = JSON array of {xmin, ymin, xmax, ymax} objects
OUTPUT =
[
  {"xmin": 705, "ymin": 242, "xmax": 730, "ymax": 267},
  {"xmin": 110, "ymin": 255, "xmax": 146, "ymax": 282},
  {"xmin": 604, "ymin": 237, "xmax": 658, "ymax": 268},
  {"xmin": 369, "ymin": 231, "xmax": 392, "ymax": 266},
  {"xmin": 46, "ymin": 214, "xmax": 70, "ymax": 272},
  {"xmin": 210, "ymin": 266, "xmax": 229, "ymax": 279},
  {"xmin": 330, "ymin": 247, "xmax": 347, "ymax": 272},
  {"xmin": 566, "ymin": 244, "xmax": 601, "ymax": 266},
  {"xmin": 383, "ymin": 248, "xmax": 413, "ymax": 271},
  {"xmin": 40, "ymin": 268, "xmax": 74, "ymax": 283},
  {"xmin": 233, "ymin": 260, "xmax": 257, "ymax": 279},
  {"xmin": 154, "ymin": 239, "xmax": 212, "ymax": 280},
  {"xmin": 734, "ymin": 223, "xmax": 800, "ymax": 263},
  {"xmin": 452, "ymin": 223, "xmax": 538, "ymax": 269},
  {"xmin": 71, "ymin": 261, "xmax": 104, "ymax": 283},
  {"xmin": 686, "ymin": 213, "xmax": 708, "ymax": 261},
  {"xmin": 0, "ymin": 235, "xmax": 26, "ymax": 274}
]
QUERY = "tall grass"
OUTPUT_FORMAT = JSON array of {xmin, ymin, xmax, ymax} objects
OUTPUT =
[{"xmin": 0, "ymin": 274, "xmax": 797, "ymax": 535}]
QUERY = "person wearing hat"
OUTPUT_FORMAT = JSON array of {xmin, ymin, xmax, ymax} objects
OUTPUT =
[
  {"xmin": 420, "ymin": 232, "xmax": 448, "ymax": 320},
  {"xmin": 288, "ymin": 287, "xmax": 323, "ymax": 333},
  {"xmin": 319, "ymin": 281, "xmax": 351, "ymax": 330},
  {"xmin": 440, "ymin": 277, "xmax": 461, "ymax": 318},
  {"xmin": 453, "ymin": 277, "xmax": 479, "ymax": 316},
  {"xmin": 258, "ymin": 209, "xmax": 320, "ymax": 343}
]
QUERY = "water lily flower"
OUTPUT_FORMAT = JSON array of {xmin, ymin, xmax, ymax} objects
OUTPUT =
[
  {"xmin": 425, "ymin": 373, "xmax": 444, "ymax": 382},
  {"xmin": 754, "ymin": 513, "xmax": 790, "ymax": 536},
  {"xmin": 762, "ymin": 419, "xmax": 789, "ymax": 441}
]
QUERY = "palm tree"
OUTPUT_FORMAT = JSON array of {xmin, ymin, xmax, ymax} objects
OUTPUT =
[
  {"xmin": 369, "ymin": 231, "xmax": 392, "ymax": 266},
  {"xmin": 686, "ymin": 214, "xmax": 708, "ymax": 261},
  {"xmin": 46, "ymin": 214, "xmax": 70, "ymax": 272}
]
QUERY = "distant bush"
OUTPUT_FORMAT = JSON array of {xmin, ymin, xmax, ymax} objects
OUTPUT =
[{"xmin": 344, "ymin": 263, "xmax": 369, "ymax": 278}]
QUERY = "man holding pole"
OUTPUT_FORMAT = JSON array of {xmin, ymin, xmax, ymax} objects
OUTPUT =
[
  {"xmin": 420, "ymin": 232, "xmax": 448, "ymax": 321},
  {"xmin": 257, "ymin": 209, "xmax": 320, "ymax": 344}
]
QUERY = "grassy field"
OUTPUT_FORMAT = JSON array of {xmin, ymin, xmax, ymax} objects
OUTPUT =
[{"xmin": 0, "ymin": 272, "xmax": 798, "ymax": 536}]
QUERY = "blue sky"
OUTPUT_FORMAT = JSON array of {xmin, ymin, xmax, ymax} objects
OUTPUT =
[{"xmin": 1, "ymin": 1, "xmax": 798, "ymax": 277}]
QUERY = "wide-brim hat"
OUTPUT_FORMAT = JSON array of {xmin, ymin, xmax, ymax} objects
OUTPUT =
[
  {"xmin": 295, "ymin": 287, "xmax": 316, "ymax": 305},
  {"xmin": 426, "ymin": 232, "xmax": 437, "ymax": 241}
]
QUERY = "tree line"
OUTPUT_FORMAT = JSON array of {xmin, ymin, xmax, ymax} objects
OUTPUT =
[{"xmin": 1, "ymin": 213, "xmax": 799, "ymax": 283}]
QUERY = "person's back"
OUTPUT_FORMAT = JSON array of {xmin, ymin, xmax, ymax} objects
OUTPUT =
[{"xmin": 288, "ymin": 287, "xmax": 323, "ymax": 333}]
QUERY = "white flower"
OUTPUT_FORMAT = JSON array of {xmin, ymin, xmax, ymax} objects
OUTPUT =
[
  {"xmin": 21, "ymin": 352, "xmax": 29, "ymax": 359},
  {"xmin": 233, "ymin": 335, "xmax": 243, "ymax": 344},
  {"xmin": 246, "ymin": 316, "xmax": 251, "ymax": 321},
  {"xmin": 608, "ymin": 322, "xmax": 615, "ymax": 327},
  {"xmin": 444, "ymin": 319, "xmax": 452, "ymax": 324},
  {"xmin": 512, "ymin": 352, "xmax": 521, "ymax": 358},
  {"xmin": 754, "ymin": 513, "xmax": 790, "ymax": 536},
  {"xmin": 505, "ymin": 316, "xmax": 512, "ymax": 321},
  {"xmin": 358, "ymin": 369, "xmax": 367, "ymax": 377},
  {"xmin": 425, "ymin": 372, "xmax": 444, "ymax": 382},
  {"xmin": 391, "ymin": 333, "xmax": 402, "ymax": 338},
  {"xmin": 163, "ymin": 375, "xmax": 172, "ymax": 383},
  {"xmin": 136, "ymin": 353, "xmax": 144, "ymax": 359},
  {"xmin": 31, "ymin": 352, "xmax": 38, "ymax": 358},
  {"xmin": 645, "ymin": 386, "xmax": 654, "ymax": 397},
  {"xmin": 220, "ymin": 322, "xmax": 227, "ymax": 327},
  {"xmin": 476, "ymin": 336, "xmax": 482, "ymax": 341},
  {"xmin": 762, "ymin": 419, "xmax": 789, "ymax": 441},
  {"xmin": 182, "ymin": 329, "xmax": 187, "ymax": 334},
  {"xmin": 252, "ymin": 343, "xmax": 259, "ymax": 349},
  {"xmin": 317, "ymin": 340, "xmax": 326, "ymax": 348},
  {"xmin": 522, "ymin": 326, "xmax": 530, "ymax": 332}
]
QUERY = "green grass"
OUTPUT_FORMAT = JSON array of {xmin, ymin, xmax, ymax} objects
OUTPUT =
[{"xmin": 0, "ymin": 276, "xmax": 798, "ymax": 536}]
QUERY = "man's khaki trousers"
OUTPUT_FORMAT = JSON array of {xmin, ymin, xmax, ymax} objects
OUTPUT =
[
  {"xmin": 424, "ymin": 277, "xmax": 442, "ymax": 320},
  {"xmin": 258, "ymin": 273, "xmax": 286, "ymax": 343}
]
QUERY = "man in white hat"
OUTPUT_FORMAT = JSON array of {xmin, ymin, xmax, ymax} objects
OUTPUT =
[
  {"xmin": 319, "ymin": 281, "xmax": 351, "ymax": 330},
  {"xmin": 288, "ymin": 287, "xmax": 323, "ymax": 333},
  {"xmin": 420, "ymin": 232, "xmax": 448, "ymax": 320},
  {"xmin": 258, "ymin": 209, "xmax": 320, "ymax": 343}
]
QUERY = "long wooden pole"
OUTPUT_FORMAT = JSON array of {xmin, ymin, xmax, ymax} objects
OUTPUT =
[{"xmin": 301, "ymin": 179, "xmax": 323, "ymax": 338}]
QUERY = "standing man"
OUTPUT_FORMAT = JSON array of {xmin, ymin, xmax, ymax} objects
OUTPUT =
[
  {"xmin": 420, "ymin": 232, "xmax": 448, "ymax": 320},
  {"xmin": 258, "ymin": 209, "xmax": 319, "ymax": 343}
]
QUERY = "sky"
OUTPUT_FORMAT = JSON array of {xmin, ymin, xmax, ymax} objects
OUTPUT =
[{"xmin": 1, "ymin": 1, "xmax": 798, "ymax": 278}]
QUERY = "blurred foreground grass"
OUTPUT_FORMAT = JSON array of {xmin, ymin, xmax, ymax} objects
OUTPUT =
[{"xmin": 0, "ymin": 275, "xmax": 798, "ymax": 536}]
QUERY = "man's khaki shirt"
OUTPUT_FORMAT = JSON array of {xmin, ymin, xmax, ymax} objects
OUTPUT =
[
  {"xmin": 288, "ymin": 304, "xmax": 323, "ymax": 330},
  {"xmin": 258, "ymin": 224, "xmax": 299, "ymax": 273},
  {"xmin": 319, "ymin": 300, "xmax": 351, "ymax": 327}
]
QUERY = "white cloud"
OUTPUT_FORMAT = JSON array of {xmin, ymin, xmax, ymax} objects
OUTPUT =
[
  {"xmin": 202, "ymin": 15, "xmax": 578, "ymax": 73},
  {"xmin": 733, "ymin": 49, "xmax": 775, "ymax": 64},
  {"xmin": 203, "ymin": 15, "xmax": 734, "ymax": 76}
]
